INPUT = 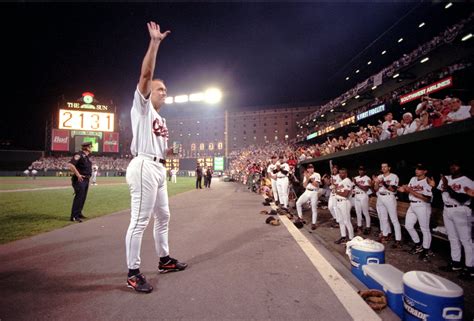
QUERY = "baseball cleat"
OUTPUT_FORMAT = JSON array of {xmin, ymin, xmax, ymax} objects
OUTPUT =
[
  {"xmin": 409, "ymin": 244, "xmax": 423, "ymax": 255},
  {"xmin": 418, "ymin": 249, "xmax": 430, "ymax": 262},
  {"xmin": 458, "ymin": 267, "xmax": 473, "ymax": 281},
  {"xmin": 158, "ymin": 257, "xmax": 188, "ymax": 274},
  {"xmin": 391, "ymin": 241, "xmax": 402, "ymax": 249},
  {"xmin": 71, "ymin": 217, "xmax": 83, "ymax": 223},
  {"xmin": 311, "ymin": 224, "xmax": 318, "ymax": 230},
  {"xmin": 439, "ymin": 261, "xmax": 463, "ymax": 272},
  {"xmin": 127, "ymin": 273, "xmax": 153, "ymax": 293},
  {"xmin": 363, "ymin": 227, "xmax": 371, "ymax": 235},
  {"xmin": 334, "ymin": 237, "xmax": 348, "ymax": 245}
]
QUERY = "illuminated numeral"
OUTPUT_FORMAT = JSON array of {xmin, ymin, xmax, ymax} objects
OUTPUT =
[
  {"xmin": 106, "ymin": 115, "xmax": 111, "ymax": 130},
  {"xmin": 79, "ymin": 113, "xmax": 84, "ymax": 128},
  {"xmin": 91, "ymin": 114, "xmax": 100, "ymax": 129},
  {"xmin": 63, "ymin": 112, "xmax": 73, "ymax": 128}
]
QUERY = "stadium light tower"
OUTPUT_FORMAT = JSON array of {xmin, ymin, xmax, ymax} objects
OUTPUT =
[{"xmin": 204, "ymin": 88, "xmax": 223, "ymax": 104}]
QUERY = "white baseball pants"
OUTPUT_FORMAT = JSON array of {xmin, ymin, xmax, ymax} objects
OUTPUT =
[
  {"xmin": 271, "ymin": 178, "xmax": 279, "ymax": 202},
  {"xmin": 336, "ymin": 199, "xmax": 354, "ymax": 239},
  {"xmin": 354, "ymin": 193, "xmax": 370, "ymax": 228},
  {"xmin": 276, "ymin": 177, "xmax": 289, "ymax": 208},
  {"xmin": 443, "ymin": 206, "xmax": 473, "ymax": 267},
  {"xmin": 328, "ymin": 194, "xmax": 338, "ymax": 221},
  {"xmin": 172, "ymin": 175, "xmax": 177, "ymax": 183},
  {"xmin": 296, "ymin": 190, "xmax": 318, "ymax": 224},
  {"xmin": 405, "ymin": 202, "xmax": 431, "ymax": 249},
  {"xmin": 376, "ymin": 194, "xmax": 401, "ymax": 241},
  {"xmin": 125, "ymin": 156, "xmax": 170, "ymax": 269}
]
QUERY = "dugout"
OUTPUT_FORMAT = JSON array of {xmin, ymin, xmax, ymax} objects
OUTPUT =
[{"xmin": 298, "ymin": 118, "xmax": 474, "ymax": 240}]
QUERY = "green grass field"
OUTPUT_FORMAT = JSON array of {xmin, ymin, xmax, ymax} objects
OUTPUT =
[{"xmin": 0, "ymin": 177, "xmax": 195, "ymax": 244}]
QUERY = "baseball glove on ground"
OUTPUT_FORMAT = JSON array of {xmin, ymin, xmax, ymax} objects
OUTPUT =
[
  {"xmin": 260, "ymin": 210, "xmax": 269, "ymax": 215},
  {"xmin": 293, "ymin": 219, "xmax": 304, "ymax": 229},
  {"xmin": 358, "ymin": 289, "xmax": 387, "ymax": 311}
]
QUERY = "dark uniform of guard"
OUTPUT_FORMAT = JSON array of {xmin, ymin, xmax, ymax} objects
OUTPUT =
[
  {"xmin": 69, "ymin": 142, "xmax": 93, "ymax": 222},
  {"xmin": 196, "ymin": 164, "xmax": 203, "ymax": 189}
]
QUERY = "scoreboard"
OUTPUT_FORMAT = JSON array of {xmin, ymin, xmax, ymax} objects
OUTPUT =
[{"xmin": 51, "ymin": 92, "xmax": 119, "ymax": 153}]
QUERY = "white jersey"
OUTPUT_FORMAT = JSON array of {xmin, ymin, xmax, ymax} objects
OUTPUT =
[
  {"xmin": 330, "ymin": 174, "xmax": 342, "ymax": 195},
  {"xmin": 407, "ymin": 176, "xmax": 432, "ymax": 202},
  {"xmin": 170, "ymin": 169, "xmax": 177, "ymax": 176},
  {"xmin": 335, "ymin": 178, "xmax": 353, "ymax": 200},
  {"xmin": 267, "ymin": 162, "xmax": 280, "ymax": 180},
  {"xmin": 276, "ymin": 163, "xmax": 290, "ymax": 178},
  {"xmin": 437, "ymin": 175, "xmax": 474, "ymax": 206},
  {"xmin": 382, "ymin": 120, "xmax": 398, "ymax": 131},
  {"xmin": 447, "ymin": 105, "xmax": 471, "ymax": 122},
  {"xmin": 354, "ymin": 175, "xmax": 371, "ymax": 194},
  {"xmin": 397, "ymin": 121, "xmax": 417, "ymax": 136},
  {"xmin": 130, "ymin": 88, "xmax": 168, "ymax": 159},
  {"xmin": 304, "ymin": 173, "xmax": 321, "ymax": 191},
  {"xmin": 377, "ymin": 173, "xmax": 399, "ymax": 195}
]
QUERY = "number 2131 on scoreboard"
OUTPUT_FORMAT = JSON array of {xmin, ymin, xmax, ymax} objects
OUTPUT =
[{"xmin": 59, "ymin": 109, "xmax": 114, "ymax": 132}]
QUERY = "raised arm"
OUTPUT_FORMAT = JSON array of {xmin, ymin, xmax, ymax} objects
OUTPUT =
[{"xmin": 138, "ymin": 21, "xmax": 171, "ymax": 98}]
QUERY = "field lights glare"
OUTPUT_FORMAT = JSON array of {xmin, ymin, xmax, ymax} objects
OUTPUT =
[
  {"xmin": 175, "ymin": 95, "xmax": 189, "ymax": 103},
  {"xmin": 204, "ymin": 88, "xmax": 223, "ymax": 104}
]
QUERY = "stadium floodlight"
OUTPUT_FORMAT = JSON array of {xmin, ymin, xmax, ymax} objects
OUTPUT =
[
  {"xmin": 367, "ymin": 61, "xmax": 372, "ymax": 65},
  {"xmin": 418, "ymin": 22, "xmax": 425, "ymax": 28},
  {"xmin": 330, "ymin": 109, "xmax": 334, "ymax": 112},
  {"xmin": 393, "ymin": 73, "xmax": 400, "ymax": 79},
  {"xmin": 175, "ymin": 95, "xmax": 189, "ymax": 103},
  {"xmin": 165, "ymin": 97, "xmax": 174, "ymax": 104},
  {"xmin": 356, "ymin": 69, "xmax": 360, "ymax": 74},
  {"xmin": 462, "ymin": 33, "xmax": 473, "ymax": 41},
  {"xmin": 445, "ymin": 2, "xmax": 452, "ymax": 9},
  {"xmin": 204, "ymin": 88, "xmax": 222, "ymax": 104},
  {"xmin": 372, "ymin": 86, "xmax": 377, "ymax": 90},
  {"xmin": 341, "ymin": 102, "xmax": 346, "ymax": 106},
  {"xmin": 381, "ymin": 50, "xmax": 387, "ymax": 55},
  {"xmin": 321, "ymin": 114, "xmax": 325, "ymax": 118},
  {"xmin": 346, "ymin": 76, "xmax": 350, "ymax": 80},
  {"xmin": 420, "ymin": 57, "xmax": 429, "ymax": 64},
  {"xmin": 355, "ymin": 95, "xmax": 360, "ymax": 99},
  {"xmin": 189, "ymin": 92, "xmax": 205, "ymax": 102},
  {"xmin": 398, "ymin": 38, "xmax": 404, "ymax": 43}
]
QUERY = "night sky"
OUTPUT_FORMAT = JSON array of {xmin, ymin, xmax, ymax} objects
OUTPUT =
[{"xmin": 1, "ymin": 1, "xmax": 470, "ymax": 149}]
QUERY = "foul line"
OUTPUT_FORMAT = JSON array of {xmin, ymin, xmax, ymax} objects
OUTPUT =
[
  {"xmin": 0, "ymin": 183, "xmax": 127, "ymax": 193},
  {"xmin": 280, "ymin": 216, "xmax": 381, "ymax": 321}
]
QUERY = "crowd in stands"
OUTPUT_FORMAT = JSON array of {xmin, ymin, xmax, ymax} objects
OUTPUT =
[
  {"xmin": 297, "ymin": 61, "xmax": 472, "ymax": 139},
  {"xmin": 297, "ymin": 12, "xmax": 473, "ymax": 135},
  {"xmin": 30, "ymin": 155, "xmax": 132, "ymax": 172},
  {"xmin": 230, "ymin": 95, "xmax": 472, "ymax": 179}
]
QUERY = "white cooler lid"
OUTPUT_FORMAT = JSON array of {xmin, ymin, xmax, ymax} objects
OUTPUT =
[
  {"xmin": 362, "ymin": 264, "xmax": 403, "ymax": 294},
  {"xmin": 351, "ymin": 240, "xmax": 385, "ymax": 252},
  {"xmin": 403, "ymin": 271, "xmax": 463, "ymax": 298}
]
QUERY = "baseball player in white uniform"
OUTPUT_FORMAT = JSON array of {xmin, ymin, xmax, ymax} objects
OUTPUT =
[
  {"xmin": 91, "ymin": 165, "xmax": 98, "ymax": 185},
  {"xmin": 275, "ymin": 155, "xmax": 290, "ymax": 211},
  {"xmin": 170, "ymin": 167, "xmax": 178, "ymax": 183},
  {"xmin": 267, "ymin": 155, "xmax": 280, "ymax": 204},
  {"xmin": 437, "ymin": 161, "xmax": 474, "ymax": 280},
  {"xmin": 334, "ymin": 168, "xmax": 354, "ymax": 244},
  {"xmin": 398, "ymin": 164, "xmax": 433, "ymax": 260},
  {"xmin": 373, "ymin": 162, "xmax": 402, "ymax": 248},
  {"xmin": 125, "ymin": 21, "xmax": 187, "ymax": 294},
  {"xmin": 353, "ymin": 166, "xmax": 372, "ymax": 235},
  {"xmin": 296, "ymin": 164, "xmax": 321, "ymax": 230},
  {"xmin": 327, "ymin": 165, "xmax": 342, "ymax": 227}
]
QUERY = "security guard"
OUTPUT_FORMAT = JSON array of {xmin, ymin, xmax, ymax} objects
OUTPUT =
[{"xmin": 68, "ymin": 141, "xmax": 93, "ymax": 222}]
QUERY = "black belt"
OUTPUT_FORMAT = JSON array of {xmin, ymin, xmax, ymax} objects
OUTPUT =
[
  {"xmin": 445, "ymin": 204, "xmax": 464, "ymax": 208},
  {"xmin": 378, "ymin": 192, "xmax": 393, "ymax": 196},
  {"xmin": 136, "ymin": 154, "xmax": 166, "ymax": 165},
  {"xmin": 337, "ymin": 199, "xmax": 348, "ymax": 202},
  {"xmin": 410, "ymin": 200, "xmax": 427, "ymax": 204}
]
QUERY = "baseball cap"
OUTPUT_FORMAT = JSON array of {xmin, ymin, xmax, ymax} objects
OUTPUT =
[
  {"xmin": 307, "ymin": 164, "xmax": 314, "ymax": 169},
  {"xmin": 358, "ymin": 165, "xmax": 365, "ymax": 170},
  {"xmin": 416, "ymin": 163, "xmax": 427, "ymax": 171},
  {"xmin": 81, "ymin": 141, "xmax": 92, "ymax": 147}
]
